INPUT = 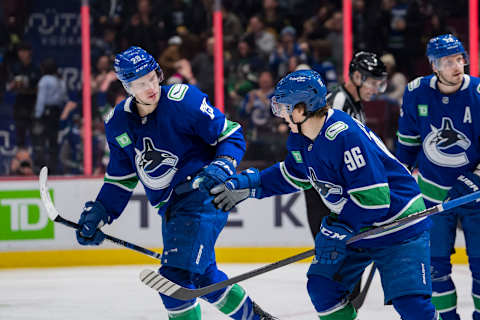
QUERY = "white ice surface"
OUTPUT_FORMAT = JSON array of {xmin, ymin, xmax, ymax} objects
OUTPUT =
[{"xmin": 0, "ymin": 264, "xmax": 474, "ymax": 319}]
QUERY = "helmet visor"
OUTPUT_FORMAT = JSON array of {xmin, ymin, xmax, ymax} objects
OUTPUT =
[
  {"xmin": 126, "ymin": 70, "xmax": 164, "ymax": 92},
  {"xmin": 433, "ymin": 54, "xmax": 468, "ymax": 71},
  {"xmin": 363, "ymin": 77, "xmax": 387, "ymax": 93},
  {"xmin": 271, "ymin": 96, "xmax": 293, "ymax": 118}
]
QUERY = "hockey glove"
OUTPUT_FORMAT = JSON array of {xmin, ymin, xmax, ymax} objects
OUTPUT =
[
  {"xmin": 315, "ymin": 216, "xmax": 354, "ymax": 265},
  {"xmin": 445, "ymin": 171, "xmax": 480, "ymax": 214},
  {"xmin": 210, "ymin": 168, "xmax": 262, "ymax": 211},
  {"xmin": 195, "ymin": 158, "xmax": 236, "ymax": 194},
  {"xmin": 76, "ymin": 201, "xmax": 113, "ymax": 246}
]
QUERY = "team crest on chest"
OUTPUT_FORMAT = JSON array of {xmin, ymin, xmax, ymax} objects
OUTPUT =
[
  {"xmin": 308, "ymin": 167, "xmax": 347, "ymax": 213},
  {"xmin": 423, "ymin": 117, "xmax": 471, "ymax": 167},
  {"xmin": 135, "ymin": 137, "xmax": 179, "ymax": 190}
]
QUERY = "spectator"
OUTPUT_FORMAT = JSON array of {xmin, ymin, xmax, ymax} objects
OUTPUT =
[
  {"xmin": 261, "ymin": 0, "xmax": 288, "ymax": 35},
  {"xmin": 242, "ymin": 70, "xmax": 288, "ymax": 164},
  {"xmin": 32, "ymin": 58, "xmax": 68, "ymax": 174},
  {"xmin": 90, "ymin": 0, "xmax": 124, "ymax": 36},
  {"xmin": 269, "ymin": 26, "xmax": 306, "ymax": 78},
  {"xmin": 222, "ymin": 3, "xmax": 244, "ymax": 52},
  {"xmin": 120, "ymin": 0, "xmax": 166, "ymax": 54},
  {"xmin": 190, "ymin": 36, "xmax": 215, "ymax": 99},
  {"xmin": 227, "ymin": 38, "xmax": 266, "ymax": 113},
  {"xmin": 158, "ymin": 35, "xmax": 184, "ymax": 79},
  {"xmin": 244, "ymin": 15, "xmax": 277, "ymax": 58},
  {"xmin": 379, "ymin": 53, "xmax": 407, "ymax": 106},
  {"xmin": 7, "ymin": 42, "xmax": 39, "ymax": 148},
  {"xmin": 9, "ymin": 147, "xmax": 34, "ymax": 176},
  {"xmin": 58, "ymin": 101, "xmax": 82, "ymax": 175},
  {"xmin": 91, "ymin": 54, "xmax": 117, "ymax": 95},
  {"xmin": 325, "ymin": 11, "xmax": 344, "ymax": 76}
]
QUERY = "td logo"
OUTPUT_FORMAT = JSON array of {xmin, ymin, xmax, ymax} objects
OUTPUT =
[{"xmin": 0, "ymin": 190, "xmax": 54, "ymax": 240}]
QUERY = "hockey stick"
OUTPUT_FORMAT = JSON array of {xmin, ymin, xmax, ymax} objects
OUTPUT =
[
  {"xmin": 351, "ymin": 263, "xmax": 376, "ymax": 309},
  {"xmin": 140, "ymin": 189, "xmax": 480, "ymax": 300},
  {"xmin": 39, "ymin": 166, "xmax": 162, "ymax": 260}
]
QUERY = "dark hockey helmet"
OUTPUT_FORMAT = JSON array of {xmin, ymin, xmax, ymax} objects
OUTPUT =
[
  {"xmin": 349, "ymin": 51, "xmax": 388, "ymax": 79},
  {"xmin": 271, "ymin": 70, "xmax": 327, "ymax": 117}
]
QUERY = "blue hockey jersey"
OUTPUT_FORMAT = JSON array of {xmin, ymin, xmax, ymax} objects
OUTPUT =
[
  {"xmin": 397, "ymin": 75, "xmax": 480, "ymax": 203},
  {"xmin": 259, "ymin": 109, "xmax": 430, "ymax": 247},
  {"xmin": 95, "ymin": 84, "xmax": 245, "ymax": 218}
]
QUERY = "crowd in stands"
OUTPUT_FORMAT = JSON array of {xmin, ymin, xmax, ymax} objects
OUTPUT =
[{"xmin": 0, "ymin": 0, "xmax": 470, "ymax": 176}]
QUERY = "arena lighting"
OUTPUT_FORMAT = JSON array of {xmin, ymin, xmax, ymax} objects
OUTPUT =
[
  {"xmin": 81, "ymin": 0, "xmax": 92, "ymax": 175},
  {"xmin": 469, "ymin": 0, "xmax": 478, "ymax": 76}
]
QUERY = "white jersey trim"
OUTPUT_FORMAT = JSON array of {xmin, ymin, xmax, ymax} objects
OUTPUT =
[{"xmin": 373, "ymin": 193, "xmax": 423, "ymax": 226}]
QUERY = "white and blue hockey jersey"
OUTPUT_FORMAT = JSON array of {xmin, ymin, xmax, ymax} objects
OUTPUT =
[
  {"xmin": 397, "ymin": 75, "xmax": 480, "ymax": 203},
  {"xmin": 259, "ymin": 109, "xmax": 430, "ymax": 247},
  {"xmin": 95, "ymin": 84, "xmax": 245, "ymax": 218}
]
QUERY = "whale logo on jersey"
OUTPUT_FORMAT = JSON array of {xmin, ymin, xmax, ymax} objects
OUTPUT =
[
  {"xmin": 423, "ymin": 117, "xmax": 471, "ymax": 167},
  {"xmin": 135, "ymin": 137, "xmax": 179, "ymax": 190},
  {"xmin": 308, "ymin": 167, "xmax": 347, "ymax": 213}
]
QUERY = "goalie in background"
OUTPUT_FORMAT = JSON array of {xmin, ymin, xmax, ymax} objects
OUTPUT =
[
  {"xmin": 210, "ymin": 69, "xmax": 440, "ymax": 319},
  {"xmin": 396, "ymin": 34, "xmax": 480, "ymax": 320}
]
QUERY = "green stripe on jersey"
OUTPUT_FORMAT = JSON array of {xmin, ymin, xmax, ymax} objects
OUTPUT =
[
  {"xmin": 168, "ymin": 302, "xmax": 201, "ymax": 319},
  {"xmin": 104, "ymin": 175, "xmax": 139, "ymax": 191},
  {"xmin": 473, "ymin": 293, "xmax": 480, "ymax": 311},
  {"xmin": 397, "ymin": 132, "xmax": 421, "ymax": 146},
  {"xmin": 348, "ymin": 184, "xmax": 390, "ymax": 209},
  {"xmin": 318, "ymin": 302, "xmax": 357, "ymax": 320},
  {"xmin": 432, "ymin": 290, "xmax": 457, "ymax": 312},
  {"xmin": 360, "ymin": 194, "xmax": 425, "ymax": 236},
  {"xmin": 417, "ymin": 172, "xmax": 449, "ymax": 203},
  {"xmin": 218, "ymin": 120, "xmax": 241, "ymax": 143},
  {"xmin": 279, "ymin": 162, "xmax": 312, "ymax": 190},
  {"xmin": 215, "ymin": 284, "xmax": 247, "ymax": 315}
]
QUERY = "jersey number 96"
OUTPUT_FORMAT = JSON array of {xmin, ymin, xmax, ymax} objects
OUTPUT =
[{"xmin": 344, "ymin": 147, "xmax": 366, "ymax": 171}]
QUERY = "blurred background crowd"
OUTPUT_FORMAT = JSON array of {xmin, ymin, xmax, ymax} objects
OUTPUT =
[{"xmin": 0, "ymin": 0, "xmax": 470, "ymax": 176}]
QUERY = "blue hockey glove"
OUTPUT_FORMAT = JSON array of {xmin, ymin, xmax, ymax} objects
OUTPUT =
[
  {"xmin": 75, "ymin": 201, "xmax": 113, "ymax": 246},
  {"xmin": 210, "ymin": 168, "xmax": 262, "ymax": 211},
  {"xmin": 195, "ymin": 158, "xmax": 236, "ymax": 194},
  {"xmin": 445, "ymin": 171, "xmax": 480, "ymax": 214},
  {"xmin": 315, "ymin": 216, "xmax": 354, "ymax": 265}
]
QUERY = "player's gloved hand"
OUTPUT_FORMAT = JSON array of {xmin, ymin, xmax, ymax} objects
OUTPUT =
[
  {"xmin": 195, "ymin": 158, "xmax": 235, "ymax": 193},
  {"xmin": 210, "ymin": 168, "xmax": 262, "ymax": 211},
  {"xmin": 75, "ymin": 201, "xmax": 113, "ymax": 246},
  {"xmin": 315, "ymin": 216, "xmax": 354, "ymax": 264},
  {"xmin": 445, "ymin": 171, "xmax": 480, "ymax": 214}
]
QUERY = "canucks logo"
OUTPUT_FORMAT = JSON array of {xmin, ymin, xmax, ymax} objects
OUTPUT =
[
  {"xmin": 308, "ymin": 167, "xmax": 347, "ymax": 213},
  {"xmin": 135, "ymin": 137, "xmax": 179, "ymax": 190},
  {"xmin": 423, "ymin": 117, "xmax": 471, "ymax": 167}
]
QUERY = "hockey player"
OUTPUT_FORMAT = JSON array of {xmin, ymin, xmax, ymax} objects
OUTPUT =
[
  {"xmin": 304, "ymin": 51, "xmax": 388, "ymax": 238},
  {"xmin": 209, "ymin": 69, "xmax": 441, "ymax": 319},
  {"xmin": 74, "ymin": 46, "xmax": 276, "ymax": 320},
  {"xmin": 396, "ymin": 34, "xmax": 480, "ymax": 320},
  {"xmin": 303, "ymin": 52, "xmax": 387, "ymax": 307}
]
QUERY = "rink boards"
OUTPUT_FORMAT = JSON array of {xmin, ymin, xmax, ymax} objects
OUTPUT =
[{"xmin": 0, "ymin": 177, "xmax": 468, "ymax": 268}]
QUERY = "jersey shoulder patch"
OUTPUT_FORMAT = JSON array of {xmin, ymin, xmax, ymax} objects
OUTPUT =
[
  {"xmin": 325, "ymin": 121, "xmax": 349, "ymax": 141},
  {"xmin": 167, "ymin": 84, "xmax": 189, "ymax": 101},
  {"xmin": 407, "ymin": 76, "xmax": 423, "ymax": 92}
]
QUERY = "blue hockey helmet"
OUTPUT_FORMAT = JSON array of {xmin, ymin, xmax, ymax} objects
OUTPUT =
[
  {"xmin": 426, "ymin": 34, "xmax": 469, "ymax": 66},
  {"xmin": 271, "ymin": 70, "xmax": 327, "ymax": 117},
  {"xmin": 114, "ymin": 46, "xmax": 163, "ymax": 86}
]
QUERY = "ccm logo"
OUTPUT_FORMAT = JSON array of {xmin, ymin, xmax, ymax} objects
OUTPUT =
[{"xmin": 320, "ymin": 226, "xmax": 347, "ymax": 240}]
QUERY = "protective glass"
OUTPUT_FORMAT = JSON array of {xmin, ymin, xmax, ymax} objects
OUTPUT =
[
  {"xmin": 128, "ymin": 70, "xmax": 164, "ymax": 91},
  {"xmin": 435, "ymin": 55, "xmax": 468, "ymax": 71},
  {"xmin": 362, "ymin": 77, "xmax": 387, "ymax": 93},
  {"xmin": 271, "ymin": 96, "xmax": 293, "ymax": 118}
]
